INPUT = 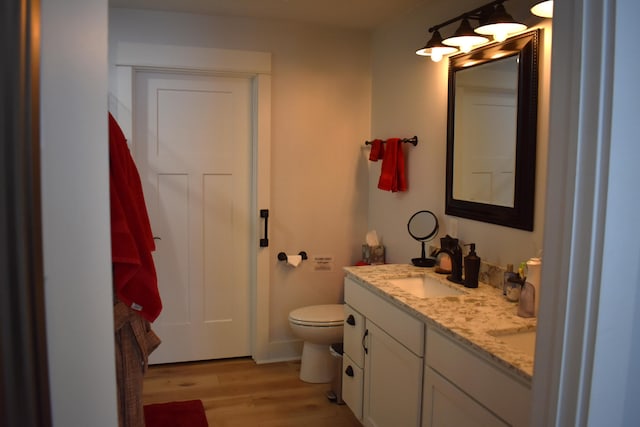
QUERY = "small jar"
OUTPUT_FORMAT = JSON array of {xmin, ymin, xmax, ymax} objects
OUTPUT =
[{"xmin": 506, "ymin": 280, "xmax": 521, "ymax": 302}]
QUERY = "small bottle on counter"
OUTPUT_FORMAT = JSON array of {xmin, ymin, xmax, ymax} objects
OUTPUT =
[
  {"xmin": 505, "ymin": 276, "xmax": 522, "ymax": 302},
  {"xmin": 463, "ymin": 243, "xmax": 481, "ymax": 288},
  {"xmin": 518, "ymin": 282, "xmax": 536, "ymax": 318},
  {"xmin": 526, "ymin": 257, "xmax": 542, "ymax": 316},
  {"xmin": 503, "ymin": 264, "xmax": 516, "ymax": 295}
]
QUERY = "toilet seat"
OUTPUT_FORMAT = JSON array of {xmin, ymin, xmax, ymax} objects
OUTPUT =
[{"xmin": 288, "ymin": 304, "xmax": 344, "ymax": 327}]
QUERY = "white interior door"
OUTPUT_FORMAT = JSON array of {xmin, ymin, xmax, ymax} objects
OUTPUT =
[{"xmin": 134, "ymin": 70, "xmax": 252, "ymax": 364}]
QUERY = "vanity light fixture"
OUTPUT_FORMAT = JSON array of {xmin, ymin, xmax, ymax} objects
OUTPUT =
[
  {"xmin": 416, "ymin": 0, "xmax": 530, "ymax": 62},
  {"xmin": 530, "ymin": 0, "xmax": 553, "ymax": 18},
  {"xmin": 416, "ymin": 30, "xmax": 459, "ymax": 62}
]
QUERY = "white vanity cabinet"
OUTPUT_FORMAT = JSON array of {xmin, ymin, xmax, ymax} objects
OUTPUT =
[
  {"xmin": 343, "ymin": 278, "xmax": 425, "ymax": 427},
  {"xmin": 422, "ymin": 328, "xmax": 531, "ymax": 427},
  {"xmin": 342, "ymin": 273, "xmax": 533, "ymax": 427}
]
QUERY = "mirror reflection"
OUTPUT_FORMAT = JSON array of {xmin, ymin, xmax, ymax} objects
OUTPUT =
[{"xmin": 453, "ymin": 55, "xmax": 518, "ymax": 207}]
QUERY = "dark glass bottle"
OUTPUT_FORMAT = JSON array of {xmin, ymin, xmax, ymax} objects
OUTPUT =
[{"xmin": 463, "ymin": 243, "xmax": 480, "ymax": 288}]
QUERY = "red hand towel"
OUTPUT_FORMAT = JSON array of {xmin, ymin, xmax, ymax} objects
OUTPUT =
[
  {"xmin": 109, "ymin": 113, "xmax": 162, "ymax": 322},
  {"xmin": 377, "ymin": 138, "xmax": 408, "ymax": 192},
  {"xmin": 396, "ymin": 141, "xmax": 408, "ymax": 192},
  {"xmin": 368, "ymin": 139, "xmax": 384, "ymax": 161}
]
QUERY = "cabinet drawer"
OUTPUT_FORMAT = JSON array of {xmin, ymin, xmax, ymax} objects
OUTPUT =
[
  {"xmin": 343, "ymin": 304, "xmax": 365, "ymax": 367},
  {"xmin": 345, "ymin": 277, "xmax": 424, "ymax": 356},
  {"xmin": 342, "ymin": 353, "xmax": 363, "ymax": 421},
  {"xmin": 426, "ymin": 328, "xmax": 531, "ymax": 427}
]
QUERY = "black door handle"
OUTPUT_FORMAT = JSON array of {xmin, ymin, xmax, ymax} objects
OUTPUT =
[
  {"xmin": 346, "ymin": 314, "xmax": 355, "ymax": 326},
  {"xmin": 259, "ymin": 209, "xmax": 269, "ymax": 247},
  {"xmin": 345, "ymin": 365, "xmax": 354, "ymax": 377},
  {"xmin": 362, "ymin": 329, "xmax": 369, "ymax": 354}
]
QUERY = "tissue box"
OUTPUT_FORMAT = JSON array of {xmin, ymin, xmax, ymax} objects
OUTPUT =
[{"xmin": 362, "ymin": 245, "xmax": 385, "ymax": 265}]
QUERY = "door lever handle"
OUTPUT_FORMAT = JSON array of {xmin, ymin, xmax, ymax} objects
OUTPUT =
[{"xmin": 260, "ymin": 209, "xmax": 269, "ymax": 247}]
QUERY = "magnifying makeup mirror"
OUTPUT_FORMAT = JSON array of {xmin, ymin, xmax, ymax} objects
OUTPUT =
[{"xmin": 407, "ymin": 210, "xmax": 439, "ymax": 267}]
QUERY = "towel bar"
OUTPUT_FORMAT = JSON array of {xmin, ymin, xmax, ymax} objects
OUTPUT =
[{"xmin": 364, "ymin": 136, "xmax": 418, "ymax": 147}]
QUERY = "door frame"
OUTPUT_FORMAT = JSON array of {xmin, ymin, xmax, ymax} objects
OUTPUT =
[
  {"xmin": 1, "ymin": 0, "xmax": 52, "ymax": 424},
  {"xmin": 110, "ymin": 43, "xmax": 272, "ymax": 362}
]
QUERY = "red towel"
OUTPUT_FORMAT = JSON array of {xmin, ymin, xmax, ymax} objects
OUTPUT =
[
  {"xmin": 377, "ymin": 138, "xmax": 407, "ymax": 192},
  {"xmin": 368, "ymin": 139, "xmax": 384, "ymax": 161},
  {"xmin": 109, "ymin": 113, "xmax": 162, "ymax": 322}
]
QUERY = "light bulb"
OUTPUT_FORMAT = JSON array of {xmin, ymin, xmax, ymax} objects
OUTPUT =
[
  {"xmin": 431, "ymin": 50, "xmax": 443, "ymax": 62},
  {"xmin": 493, "ymin": 30, "xmax": 508, "ymax": 42},
  {"xmin": 460, "ymin": 43, "xmax": 473, "ymax": 54}
]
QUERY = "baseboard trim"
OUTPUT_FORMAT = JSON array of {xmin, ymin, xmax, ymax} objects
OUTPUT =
[{"xmin": 253, "ymin": 339, "xmax": 302, "ymax": 364}]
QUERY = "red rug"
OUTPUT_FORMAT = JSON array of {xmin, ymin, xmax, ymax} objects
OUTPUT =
[{"xmin": 144, "ymin": 399, "xmax": 208, "ymax": 427}]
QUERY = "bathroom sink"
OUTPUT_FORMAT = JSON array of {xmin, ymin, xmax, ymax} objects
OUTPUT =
[
  {"xmin": 387, "ymin": 275, "xmax": 464, "ymax": 298},
  {"xmin": 489, "ymin": 329, "xmax": 537, "ymax": 357}
]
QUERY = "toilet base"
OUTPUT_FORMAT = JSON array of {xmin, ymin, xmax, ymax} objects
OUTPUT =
[{"xmin": 299, "ymin": 341, "xmax": 338, "ymax": 383}]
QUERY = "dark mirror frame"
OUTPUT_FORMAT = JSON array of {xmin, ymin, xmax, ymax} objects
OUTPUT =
[{"xmin": 445, "ymin": 29, "xmax": 540, "ymax": 231}]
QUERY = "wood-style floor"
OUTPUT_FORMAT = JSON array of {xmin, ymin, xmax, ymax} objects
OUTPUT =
[{"xmin": 143, "ymin": 357, "xmax": 362, "ymax": 427}]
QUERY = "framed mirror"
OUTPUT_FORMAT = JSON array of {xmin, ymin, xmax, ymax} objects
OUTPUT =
[{"xmin": 445, "ymin": 30, "xmax": 540, "ymax": 231}]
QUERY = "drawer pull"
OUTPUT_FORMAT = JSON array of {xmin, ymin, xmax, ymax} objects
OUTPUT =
[
  {"xmin": 362, "ymin": 329, "xmax": 369, "ymax": 354},
  {"xmin": 345, "ymin": 365, "xmax": 354, "ymax": 377},
  {"xmin": 346, "ymin": 314, "xmax": 356, "ymax": 326}
]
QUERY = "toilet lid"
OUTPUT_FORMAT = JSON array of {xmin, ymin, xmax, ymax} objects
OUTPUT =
[{"xmin": 288, "ymin": 304, "xmax": 344, "ymax": 327}]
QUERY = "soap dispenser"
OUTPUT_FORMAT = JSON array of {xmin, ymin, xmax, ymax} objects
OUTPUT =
[{"xmin": 463, "ymin": 243, "xmax": 480, "ymax": 288}]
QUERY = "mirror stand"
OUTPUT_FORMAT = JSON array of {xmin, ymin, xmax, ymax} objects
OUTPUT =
[{"xmin": 407, "ymin": 210, "xmax": 439, "ymax": 267}]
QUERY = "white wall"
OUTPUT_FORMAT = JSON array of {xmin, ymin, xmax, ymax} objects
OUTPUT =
[
  {"xmin": 108, "ymin": 9, "xmax": 371, "ymax": 354},
  {"xmin": 368, "ymin": 0, "xmax": 551, "ymax": 269},
  {"xmin": 41, "ymin": 0, "xmax": 118, "ymax": 425}
]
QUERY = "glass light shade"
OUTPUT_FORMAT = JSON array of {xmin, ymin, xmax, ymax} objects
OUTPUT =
[
  {"xmin": 475, "ymin": 4, "xmax": 527, "ymax": 41},
  {"xmin": 531, "ymin": 0, "xmax": 553, "ymax": 18},
  {"xmin": 476, "ymin": 22, "xmax": 527, "ymax": 42},
  {"xmin": 443, "ymin": 19, "xmax": 489, "ymax": 53},
  {"xmin": 416, "ymin": 30, "xmax": 458, "ymax": 61},
  {"xmin": 430, "ymin": 47, "xmax": 455, "ymax": 62}
]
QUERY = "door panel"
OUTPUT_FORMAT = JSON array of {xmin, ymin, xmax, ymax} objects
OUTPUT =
[
  {"xmin": 363, "ymin": 321, "xmax": 423, "ymax": 427},
  {"xmin": 423, "ymin": 367, "xmax": 508, "ymax": 427},
  {"xmin": 134, "ymin": 70, "xmax": 252, "ymax": 363}
]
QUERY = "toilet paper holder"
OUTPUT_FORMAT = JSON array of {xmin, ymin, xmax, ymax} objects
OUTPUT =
[{"xmin": 278, "ymin": 251, "xmax": 308, "ymax": 261}]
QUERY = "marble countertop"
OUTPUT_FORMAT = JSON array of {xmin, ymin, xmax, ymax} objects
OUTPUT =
[{"xmin": 343, "ymin": 264, "xmax": 537, "ymax": 383}]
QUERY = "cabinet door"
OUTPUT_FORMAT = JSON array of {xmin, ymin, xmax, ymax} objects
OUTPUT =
[
  {"xmin": 363, "ymin": 321, "xmax": 423, "ymax": 427},
  {"xmin": 426, "ymin": 328, "xmax": 530, "ymax": 426},
  {"xmin": 423, "ymin": 367, "xmax": 508, "ymax": 427}
]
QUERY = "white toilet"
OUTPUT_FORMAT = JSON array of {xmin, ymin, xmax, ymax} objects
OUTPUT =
[{"xmin": 288, "ymin": 304, "xmax": 345, "ymax": 383}]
